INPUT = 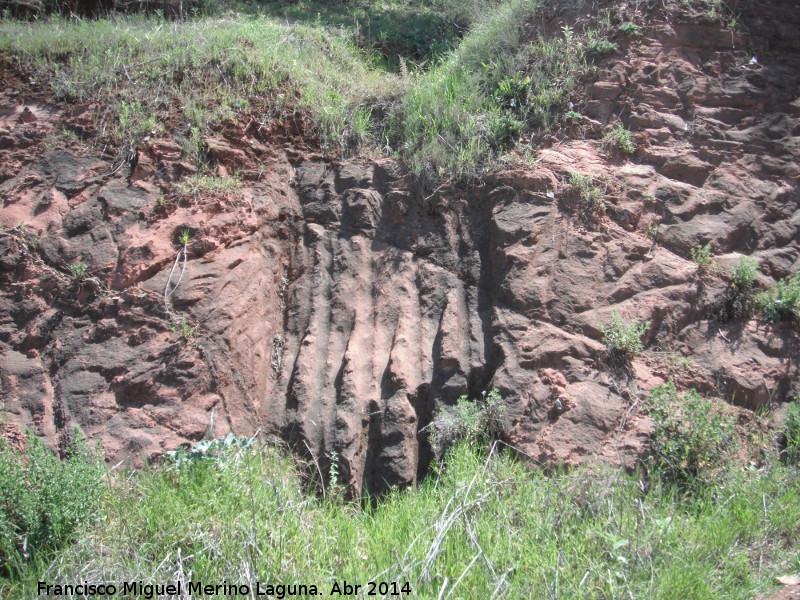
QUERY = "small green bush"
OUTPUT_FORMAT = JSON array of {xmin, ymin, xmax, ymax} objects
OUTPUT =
[
  {"xmin": 174, "ymin": 173, "xmax": 243, "ymax": 202},
  {"xmin": 730, "ymin": 256, "xmax": 758, "ymax": 291},
  {"xmin": 647, "ymin": 383, "xmax": 736, "ymax": 487},
  {"xmin": 170, "ymin": 315, "xmax": 197, "ymax": 340},
  {"xmin": 165, "ymin": 433, "xmax": 257, "ymax": 469},
  {"xmin": 618, "ymin": 22, "xmax": 641, "ymax": 36},
  {"xmin": 569, "ymin": 172, "xmax": 605, "ymax": 213},
  {"xmin": 716, "ymin": 255, "xmax": 759, "ymax": 320},
  {"xmin": 784, "ymin": 400, "xmax": 800, "ymax": 464},
  {"xmin": 68, "ymin": 261, "xmax": 89, "ymax": 282},
  {"xmin": 755, "ymin": 273, "xmax": 800, "ymax": 323},
  {"xmin": 690, "ymin": 243, "xmax": 714, "ymax": 270},
  {"xmin": 605, "ymin": 123, "xmax": 636, "ymax": 154},
  {"xmin": 598, "ymin": 310, "xmax": 650, "ymax": 356},
  {"xmin": 493, "ymin": 72, "xmax": 531, "ymax": 111},
  {"xmin": 177, "ymin": 228, "xmax": 191, "ymax": 246},
  {"xmin": 585, "ymin": 37, "xmax": 618, "ymax": 57},
  {"xmin": 0, "ymin": 431, "xmax": 104, "ymax": 574},
  {"xmin": 428, "ymin": 388, "xmax": 505, "ymax": 457}
]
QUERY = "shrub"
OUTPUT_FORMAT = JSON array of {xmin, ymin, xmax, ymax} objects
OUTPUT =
[
  {"xmin": 618, "ymin": 22, "xmax": 641, "ymax": 36},
  {"xmin": 428, "ymin": 389, "xmax": 505, "ymax": 457},
  {"xmin": 0, "ymin": 431, "xmax": 104, "ymax": 574},
  {"xmin": 177, "ymin": 228, "xmax": 191, "ymax": 246},
  {"xmin": 755, "ymin": 273, "xmax": 800, "ymax": 323},
  {"xmin": 716, "ymin": 255, "xmax": 759, "ymax": 320},
  {"xmin": 647, "ymin": 383, "xmax": 736, "ymax": 487},
  {"xmin": 170, "ymin": 315, "xmax": 197, "ymax": 340},
  {"xmin": 783, "ymin": 400, "xmax": 800, "ymax": 464},
  {"xmin": 690, "ymin": 243, "xmax": 714, "ymax": 270},
  {"xmin": 569, "ymin": 172, "xmax": 605, "ymax": 213},
  {"xmin": 165, "ymin": 433, "xmax": 257, "ymax": 469},
  {"xmin": 598, "ymin": 310, "xmax": 650, "ymax": 356},
  {"xmin": 489, "ymin": 112, "xmax": 525, "ymax": 143},
  {"xmin": 68, "ymin": 261, "xmax": 89, "ymax": 282},
  {"xmin": 604, "ymin": 123, "xmax": 635, "ymax": 154},
  {"xmin": 730, "ymin": 256, "xmax": 758, "ymax": 291},
  {"xmin": 493, "ymin": 72, "xmax": 531, "ymax": 111},
  {"xmin": 585, "ymin": 37, "xmax": 618, "ymax": 57}
]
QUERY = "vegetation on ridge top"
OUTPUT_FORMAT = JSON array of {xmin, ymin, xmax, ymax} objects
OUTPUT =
[{"xmin": 0, "ymin": 0, "xmax": 632, "ymax": 183}]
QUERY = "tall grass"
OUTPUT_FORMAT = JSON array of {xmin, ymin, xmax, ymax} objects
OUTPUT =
[
  {"xmin": 0, "ymin": 0, "xmax": 613, "ymax": 183},
  {"xmin": 0, "ymin": 14, "xmax": 402, "ymax": 152},
  {"xmin": 3, "ymin": 440, "xmax": 798, "ymax": 599}
]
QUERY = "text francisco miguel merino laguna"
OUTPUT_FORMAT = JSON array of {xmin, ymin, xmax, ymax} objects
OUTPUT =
[
  {"xmin": 38, "ymin": 579, "xmax": 412, "ymax": 597},
  {"xmin": 38, "ymin": 581, "xmax": 325, "ymax": 598}
]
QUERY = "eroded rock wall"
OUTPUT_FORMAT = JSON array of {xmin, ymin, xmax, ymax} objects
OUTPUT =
[{"xmin": 1, "ymin": 1, "xmax": 798, "ymax": 494}]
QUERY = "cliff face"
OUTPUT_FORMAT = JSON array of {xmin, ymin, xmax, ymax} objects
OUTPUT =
[{"xmin": 1, "ymin": 1, "xmax": 798, "ymax": 494}]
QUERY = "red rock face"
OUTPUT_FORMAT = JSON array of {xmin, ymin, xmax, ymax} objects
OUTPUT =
[{"xmin": 0, "ymin": 2, "xmax": 798, "ymax": 494}]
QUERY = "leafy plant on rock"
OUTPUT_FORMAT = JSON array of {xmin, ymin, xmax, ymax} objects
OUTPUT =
[
  {"xmin": 569, "ymin": 172, "xmax": 605, "ymax": 216},
  {"xmin": 647, "ymin": 382, "xmax": 736, "ymax": 488},
  {"xmin": 618, "ymin": 22, "xmax": 641, "ymax": 36},
  {"xmin": 427, "ymin": 389, "xmax": 505, "ymax": 458},
  {"xmin": 170, "ymin": 315, "xmax": 197, "ymax": 341},
  {"xmin": 755, "ymin": 273, "xmax": 800, "ymax": 324},
  {"xmin": 604, "ymin": 123, "xmax": 636, "ymax": 155},
  {"xmin": 68, "ymin": 261, "xmax": 89, "ymax": 282},
  {"xmin": 690, "ymin": 243, "xmax": 715, "ymax": 271},
  {"xmin": 165, "ymin": 433, "xmax": 257, "ymax": 469},
  {"xmin": 598, "ymin": 310, "xmax": 650, "ymax": 357}
]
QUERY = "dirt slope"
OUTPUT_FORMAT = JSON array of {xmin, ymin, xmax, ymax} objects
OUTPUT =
[{"xmin": 1, "ymin": 1, "xmax": 798, "ymax": 494}]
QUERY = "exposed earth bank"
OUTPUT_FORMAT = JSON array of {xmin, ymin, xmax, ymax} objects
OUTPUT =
[{"xmin": 1, "ymin": 0, "xmax": 798, "ymax": 500}]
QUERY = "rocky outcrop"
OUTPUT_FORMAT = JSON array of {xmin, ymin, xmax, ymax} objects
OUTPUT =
[{"xmin": 1, "ymin": 1, "xmax": 798, "ymax": 495}]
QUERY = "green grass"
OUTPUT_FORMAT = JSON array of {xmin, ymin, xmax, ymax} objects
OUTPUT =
[
  {"xmin": 173, "ymin": 172, "xmax": 243, "ymax": 201},
  {"xmin": 2, "ymin": 438, "xmax": 798, "ymax": 600},
  {"xmin": 0, "ymin": 432, "xmax": 104, "ymax": 581},
  {"xmin": 0, "ymin": 13, "xmax": 402, "ymax": 152},
  {"xmin": 756, "ymin": 273, "xmax": 800, "ymax": 324},
  {"xmin": 0, "ymin": 0, "xmax": 617, "ymax": 184}
]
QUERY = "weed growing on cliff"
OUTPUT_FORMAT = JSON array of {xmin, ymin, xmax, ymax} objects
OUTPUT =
[
  {"xmin": 177, "ymin": 229, "xmax": 191, "ymax": 247},
  {"xmin": 426, "ymin": 389, "xmax": 505, "ymax": 458},
  {"xmin": 755, "ymin": 273, "xmax": 800, "ymax": 324},
  {"xmin": 569, "ymin": 172, "xmax": 605, "ymax": 216},
  {"xmin": 618, "ymin": 22, "xmax": 641, "ymax": 36},
  {"xmin": 714, "ymin": 255, "xmax": 759, "ymax": 321},
  {"xmin": 647, "ymin": 383, "xmax": 736, "ymax": 488},
  {"xmin": 599, "ymin": 310, "xmax": 650, "ymax": 357},
  {"xmin": 584, "ymin": 27, "xmax": 618, "ymax": 57},
  {"xmin": 604, "ymin": 123, "xmax": 636, "ymax": 155},
  {"xmin": 174, "ymin": 173, "xmax": 243, "ymax": 203},
  {"xmin": 727, "ymin": 255, "xmax": 758, "ymax": 316},
  {"xmin": 690, "ymin": 243, "xmax": 715, "ymax": 271},
  {"xmin": 165, "ymin": 433, "xmax": 256, "ymax": 469},
  {"xmin": 117, "ymin": 101, "xmax": 160, "ymax": 152},
  {"xmin": 170, "ymin": 315, "xmax": 197, "ymax": 341},
  {"xmin": 0, "ymin": 431, "xmax": 103, "ymax": 578},
  {"xmin": 569, "ymin": 173, "xmax": 602, "ymax": 202},
  {"xmin": 731, "ymin": 256, "xmax": 758, "ymax": 291},
  {"xmin": 67, "ymin": 261, "xmax": 88, "ymax": 282}
]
